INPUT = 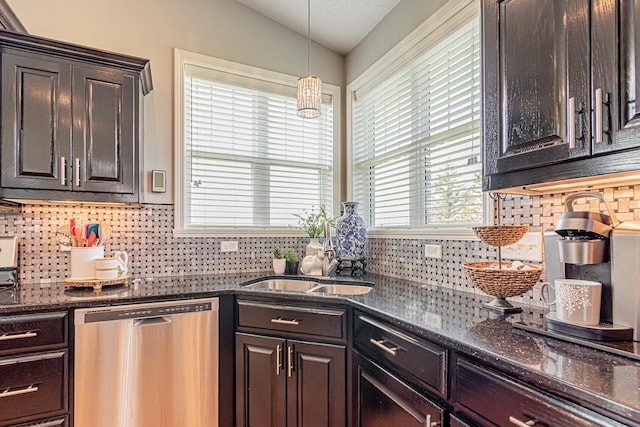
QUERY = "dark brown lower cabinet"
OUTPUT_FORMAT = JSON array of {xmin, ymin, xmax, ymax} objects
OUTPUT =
[
  {"xmin": 454, "ymin": 358, "xmax": 628, "ymax": 427},
  {"xmin": 353, "ymin": 350, "xmax": 444, "ymax": 427},
  {"xmin": 236, "ymin": 332, "xmax": 346, "ymax": 427}
]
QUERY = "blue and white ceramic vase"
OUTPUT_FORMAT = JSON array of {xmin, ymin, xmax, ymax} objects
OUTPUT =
[{"xmin": 336, "ymin": 201, "xmax": 366, "ymax": 260}]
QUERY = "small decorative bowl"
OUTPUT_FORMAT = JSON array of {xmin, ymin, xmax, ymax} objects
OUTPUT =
[{"xmin": 472, "ymin": 225, "xmax": 528, "ymax": 247}]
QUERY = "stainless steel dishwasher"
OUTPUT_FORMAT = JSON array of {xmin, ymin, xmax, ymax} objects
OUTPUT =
[{"xmin": 74, "ymin": 298, "xmax": 218, "ymax": 427}]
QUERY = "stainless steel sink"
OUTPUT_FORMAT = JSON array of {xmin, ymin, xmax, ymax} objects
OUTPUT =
[
  {"xmin": 243, "ymin": 278, "xmax": 373, "ymax": 295},
  {"xmin": 309, "ymin": 284, "xmax": 373, "ymax": 295},
  {"xmin": 245, "ymin": 279, "xmax": 319, "ymax": 292}
]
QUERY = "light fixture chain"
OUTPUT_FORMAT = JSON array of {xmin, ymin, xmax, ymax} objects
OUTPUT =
[{"xmin": 307, "ymin": 0, "xmax": 311, "ymax": 73}]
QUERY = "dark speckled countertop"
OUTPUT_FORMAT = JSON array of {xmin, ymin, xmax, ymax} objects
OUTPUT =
[{"xmin": 1, "ymin": 272, "xmax": 639, "ymax": 425}]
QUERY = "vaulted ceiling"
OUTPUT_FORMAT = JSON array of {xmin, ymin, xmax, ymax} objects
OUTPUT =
[{"xmin": 234, "ymin": 0, "xmax": 402, "ymax": 55}]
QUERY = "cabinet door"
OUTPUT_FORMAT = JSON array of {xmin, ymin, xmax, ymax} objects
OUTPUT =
[
  {"xmin": 287, "ymin": 340, "xmax": 346, "ymax": 427},
  {"xmin": 482, "ymin": 0, "xmax": 590, "ymax": 178},
  {"xmin": 353, "ymin": 351, "xmax": 444, "ymax": 427},
  {"xmin": 1, "ymin": 51, "xmax": 72, "ymax": 191},
  {"xmin": 591, "ymin": 0, "xmax": 620, "ymax": 152},
  {"xmin": 72, "ymin": 65, "xmax": 135, "ymax": 194},
  {"xmin": 235, "ymin": 333, "xmax": 287, "ymax": 427},
  {"xmin": 617, "ymin": 0, "xmax": 640, "ymax": 150}
]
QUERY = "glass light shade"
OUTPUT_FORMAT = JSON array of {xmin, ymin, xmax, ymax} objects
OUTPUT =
[{"xmin": 297, "ymin": 74, "xmax": 322, "ymax": 118}]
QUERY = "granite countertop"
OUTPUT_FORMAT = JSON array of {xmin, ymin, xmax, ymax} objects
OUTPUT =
[{"xmin": 1, "ymin": 272, "xmax": 639, "ymax": 424}]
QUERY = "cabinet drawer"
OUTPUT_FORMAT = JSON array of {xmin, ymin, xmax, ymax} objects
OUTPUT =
[
  {"xmin": 455, "ymin": 359, "xmax": 623, "ymax": 427},
  {"xmin": 237, "ymin": 300, "xmax": 346, "ymax": 339},
  {"xmin": 0, "ymin": 312, "xmax": 68, "ymax": 355},
  {"xmin": 354, "ymin": 313, "xmax": 447, "ymax": 398},
  {"xmin": 0, "ymin": 351, "xmax": 67, "ymax": 425}
]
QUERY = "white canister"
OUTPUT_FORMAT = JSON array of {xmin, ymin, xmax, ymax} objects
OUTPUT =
[{"xmin": 70, "ymin": 246, "xmax": 105, "ymax": 280}]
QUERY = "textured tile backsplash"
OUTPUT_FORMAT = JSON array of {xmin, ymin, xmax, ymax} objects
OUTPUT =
[{"xmin": 4, "ymin": 184, "xmax": 640, "ymax": 307}]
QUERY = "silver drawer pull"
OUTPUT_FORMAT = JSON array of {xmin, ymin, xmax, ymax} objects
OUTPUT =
[
  {"xmin": 509, "ymin": 416, "xmax": 536, "ymax": 427},
  {"xmin": 369, "ymin": 338, "xmax": 399, "ymax": 356},
  {"xmin": 0, "ymin": 384, "xmax": 39, "ymax": 398},
  {"xmin": 0, "ymin": 331, "xmax": 37, "ymax": 341},
  {"xmin": 271, "ymin": 317, "xmax": 300, "ymax": 326}
]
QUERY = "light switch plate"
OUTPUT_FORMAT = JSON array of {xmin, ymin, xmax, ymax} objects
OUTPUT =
[
  {"xmin": 220, "ymin": 241, "xmax": 239, "ymax": 252},
  {"xmin": 424, "ymin": 244, "xmax": 443, "ymax": 259}
]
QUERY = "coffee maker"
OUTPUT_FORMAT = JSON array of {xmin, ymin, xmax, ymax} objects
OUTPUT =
[{"xmin": 543, "ymin": 192, "xmax": 639, "ymax": 341}]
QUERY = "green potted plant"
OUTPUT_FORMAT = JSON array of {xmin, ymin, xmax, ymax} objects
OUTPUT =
[
  {"xmin": 282, "ymin": 248, "xmax": 299, "ymax": 275},
  {"xmin": 272, "ymin": 249, "xmax": 286, "ymax": 274},
  {"xmin": 293, "ymin": 205, "xmax": 337, "ymax": 256}
]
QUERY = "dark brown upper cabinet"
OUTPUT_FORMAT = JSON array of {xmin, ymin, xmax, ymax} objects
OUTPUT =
[
  {"xmin": 0, "ymin": 30, "xmax": 151, "ymax": 204},
  {"xmin": 483, "ymin": 0, "xmax": 640, "ymax": 192}
]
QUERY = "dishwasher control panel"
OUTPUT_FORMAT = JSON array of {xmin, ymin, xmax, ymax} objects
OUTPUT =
[{"xmin": 76, "ymin": 299, "xmax": 215, "ymax": 324}]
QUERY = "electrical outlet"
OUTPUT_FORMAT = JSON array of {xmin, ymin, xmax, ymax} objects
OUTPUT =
[
  {"xmin": 220, "ymin": 241, "xmax": 238, "ymax": 252},
  {"xmin": 424, "ymin": 312, "xmax": 442, "ymax": 329},
  {"xmin": 424, "ymin": 244, "xmax": 443, "ymax": 259},
  {"xmin": 501, "ymin": 231, "xmax": 543, "ymax": 262}
]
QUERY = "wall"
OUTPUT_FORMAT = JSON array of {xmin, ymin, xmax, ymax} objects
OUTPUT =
[
  {"xmin": 345, "ymin": 0, "xmax": 449, "ymax": 84},
  {"xmin": 7, "ymin": 0, "xmax": 344, "ymax": 205}
]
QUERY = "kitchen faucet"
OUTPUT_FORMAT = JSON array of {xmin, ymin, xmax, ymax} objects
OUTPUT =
[{"xmin": 322, "ymin": 222, "xmax": 338, "ymax": 276}]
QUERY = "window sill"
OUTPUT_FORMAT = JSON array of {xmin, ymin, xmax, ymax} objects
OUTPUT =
[
  {"xmin": 366, "ymin": 226, "xmax": 480, "ymax": 240},
  {"xmin": 173, "ymin": 226, "xmax": 307, "ymax": 238},
  {"xmin": 173, "ymin": 226, "xmax": 480, "ymax": 240}
]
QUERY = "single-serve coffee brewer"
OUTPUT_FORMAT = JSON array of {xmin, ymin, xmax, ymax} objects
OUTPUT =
[{"xmin": 544, "ymin": 191, "xmax": 640, "ymax": 341}]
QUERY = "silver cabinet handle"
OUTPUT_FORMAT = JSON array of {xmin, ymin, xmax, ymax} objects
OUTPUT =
[
  {"xmin": 133, "ymin": 317, "xmax": 171, "ymax": 327},
  {"xmin": 276, "ymin": 344, "xmax": 282, "ymax": 376},
  {"xmin": 369, "ymin": 338, "xmax": 399, "ymax": 356},
  {"xmin": 0, "ymin": 331, "xmax": 37, "ymax": 341},
  {"xmin": 74, "ymin": 158, "xmax": 81, "ymax": 187},
  {"xmin": 595, "ymin": 88, "xmax": 603, "ymax": 144},
  {"xmin": 509, "ymin": 416, "xmax": 535, "ymax": 427},
  {"xmin": 60, "ymin": 157, "xmax": 66, "ymax": 186},
  {"xmin": 271, "ymin": 317, "xmax": 299, "ymax": 326},
  {"xmin": 287, "ymin": 345, "xmax": 294, "ymax": 378},
  {"xmin": 567, "ymin": 97, "xmax": 576, "ymax": 149},
  {"xmin": 0, "ymin": 384, "xmax": 39, "ymax": 398}
]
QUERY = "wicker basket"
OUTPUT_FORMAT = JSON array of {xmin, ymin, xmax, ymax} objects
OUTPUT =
[
  {"xmin": 472, "ymin": 225, "xmax": 528, "ymax": 247},
  {"xmin": 463, "ymin": 261, "xmax": 543, "ymax": 298}
]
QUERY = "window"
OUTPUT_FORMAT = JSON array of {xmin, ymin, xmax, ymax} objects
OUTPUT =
[
  {"xmin": 348, "ymin": 0, "xmax": 483, "ymax": 234},
  {"xmin": 174, "ymin": 50, "xmax": 340, "ymax": 236}
]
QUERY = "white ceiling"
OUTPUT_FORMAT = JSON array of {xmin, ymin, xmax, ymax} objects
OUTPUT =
[{"xmin": 234, "ymin": 0, "xmax": 402, "ymax": 55}]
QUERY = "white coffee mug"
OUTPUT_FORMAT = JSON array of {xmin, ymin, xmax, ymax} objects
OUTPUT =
[
  {"xmin": 541, "ymin": 279, "xmax": 602, "ymax": 326},
  {"xmin": 70, "ymin": 246, "xmax": 105, "ymax": 280}
]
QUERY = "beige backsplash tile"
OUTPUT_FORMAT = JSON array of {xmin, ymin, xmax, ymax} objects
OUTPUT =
[{"xmin": 6, "ymin": 184, "xmax": 639, "ymax": 307}]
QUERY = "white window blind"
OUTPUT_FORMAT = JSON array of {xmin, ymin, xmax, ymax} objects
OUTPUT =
[
  {"xmin": 351, "ymin": 4, "xmax": 482, "ymax": 229},
  {"xmin": 181, "ymin": 59, "xmax": 335, "ymax": 230}
]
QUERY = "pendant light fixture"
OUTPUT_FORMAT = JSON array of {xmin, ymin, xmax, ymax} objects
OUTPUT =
[{"xmin": 297, "ymin": 0, "xmax": 322, "ymax": 118}]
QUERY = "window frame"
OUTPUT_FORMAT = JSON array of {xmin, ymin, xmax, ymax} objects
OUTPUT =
[
  {"xmin": 173, "ymin": 49, "xmax": 341, "ymax": 237},
  {"xmin": 346, "ymin": 0, "xmax": 487, "ymax": 240}
]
